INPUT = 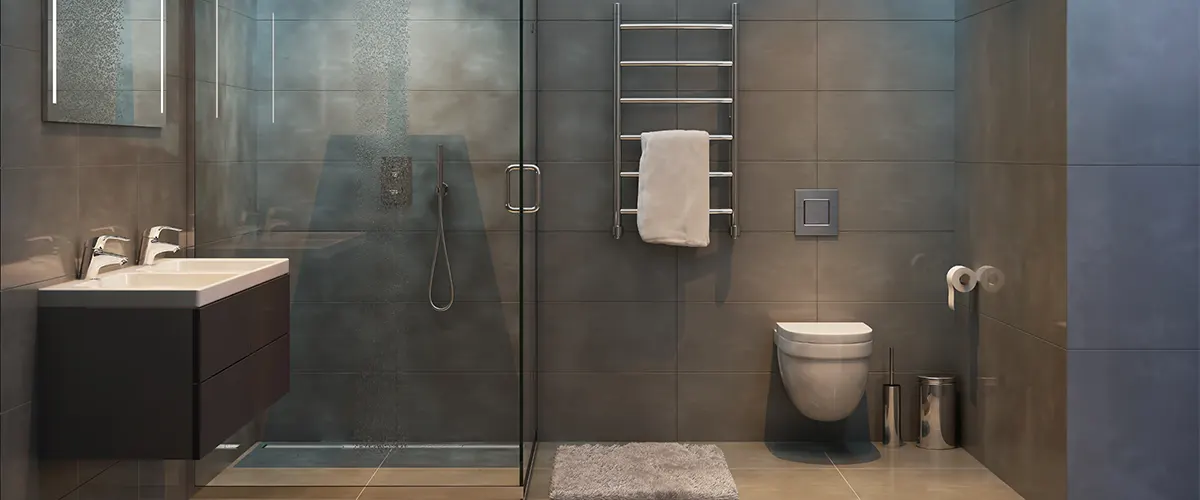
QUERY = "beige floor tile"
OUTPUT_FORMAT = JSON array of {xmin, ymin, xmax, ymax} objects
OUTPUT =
[
  {"xmin": 366, "ymin": 468, "xmax": 520, "ymax": 487},
  {"xmin": 532, "ymin": 442, "xmax": 563, "ymax": 470},
  {"xmin": 205, "ymin": 468, "xmax": 377, "ymax": 487},
  {"xmin": 827, "ymin": 443, "xmax": 985, "ymax": 469},
  {"xmin": 841, "ymin": 469, "xmax": 1023, "ymax": 500},
  {"xmin": 524, "ymin": 468, "xmax": 552, "ymax": 500},
  {"xmin": 192, "ymin": 486, "xmax": 363, "ymax": 499},
  {"xmin": 717, "ymin": 442, "xmax": 834, "ymax": 469},
  {"xmin": 358, "ymin": 486, "xmax": 523, "ymax": 500},
  {"xmin": 732, "ymin": 470, "xmax": 859, "ymax": 500}
]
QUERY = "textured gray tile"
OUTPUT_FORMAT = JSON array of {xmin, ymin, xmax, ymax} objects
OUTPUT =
[
  {"xmin": 818, "ymin": 91, "xmax": 954, "ymax": 161},
  {"xmin": 540, "ymin": 0, "xmax": 675, "ymax": 21},
  {"xmin": 0, "ymin": 0, "xmax": 41, "ymax": 50},
  {"xmin": 978, "ymin": 317, "xmax": 1067, "ymax": 500},
  {"xmin": 1067, "ymin": 166, "xmax": 1200, "ymax": 350},
  {"xmin": 816, "ymin": 232, "xmax": 955, "ymax": 302},
  {"xmin": 678, "ymin": 373, "xmax": 828, "ymax": 441},
  {"xmin": 960, "ymin": 163, "xmax": 1067, "ymax": 347},
  {"xmin": 540, "ymin": 302, "xmax": 676, "ymax": 372},
  {"xmin": 410, "ymin": 21, "xmax": 523, "ymax": 91},
  {"xmin": 0, "ymin": 167, "xmax": 80, "ymax": 288},
  {"xmin": 538, "ymin": 163, "xmax": 614, "ymax": 231},
  {"xmin": 818, "ymin": 0, "xmax": 956, "ymax": 19},
  {"xmin": 537, "ymin": 92, "xmax": 616, "ymax": 162},
  {"xmin": 398, "ymin": 373, "xmax": 519, "ymax": 443},
  {"xmin": 539, "ymin": 373, "xmax": 676, "ymax": 442},
  {"xmin": 397, "ymin": 302, "xmax": 520, "ymax": 373},
  {"xmin": 0, "ymin": 46, "xmax": 79, "ymax": 169},
  {"xmin": 540, "ymin": 232, "xmax": 677, "ymax": 301},
  {"xmin": 0, "ymin": 288, "xmax": 36, "ymax": 413},
  {"xmin": 678, "ymin": 0, "xmax": 816, "ymax": 20},
  {"xmin": 818, "ymin": 162, "xmax": 955, "ymax": 231},
  {"xmin": 678, "ymin": 302, "xmax": 816, "ymax": 372},
  {"xmin": 740, "ymin": 92, "xmax": 817, "ymax": 161},
  {"xmin": 75, "ymin": 125, "xmax": 151, "ymax": 167},
  {"xmin": 679, "ymin": 232, "xmax": 817, "ymax": 302},
  {"xmin": 78, "ymin": 165, "xmax": 140, "ymax": 261},
  {"xmin": 137, "ymin": 165, "xmax": 188, "ymax": 246},
  {"xmin": 737, "ymin": 163, "xmax": 818, "ymax": 232},
  {"xmin": 290, "ymin": 232, "xmax": 430, "ymax": 302},
  {"xmin": 817, "ymin": 21, "xmax": 955, "ymax": 90},
  {"xmin": 0, "ymin": 404, "xmax": 34, "ymax": 500},
  {"xmin": 290, "ymin": 302, "xmax": 403, "ymax": 372},
  {"xmin": 817, "ymin": 303, "xmax": 956, "ymax": 373},
  {"xmin": 737, "ymin": 22, "xmax": 817, "ymax": 90},
  {"xmin": 541, "ymin": 22, "xmax": 676, "ymax": 91},
  {"xmin": 1067, "ymin": 349, "xmax": 1198, "ymax": 500},
  {"xmin": 1067, "ymin": 0, "xmax": 1200, "ymax": 165},
  {"xmin": 263, "ymin": 373, "xmax": 402, "ymax": 443},
  {"xmin": 408, "ymin": 91, "xmax": 522, "ymax": 162},
  {"xmin": 445, "ymin": 231, "xmax": 530, "ymax": 303}
]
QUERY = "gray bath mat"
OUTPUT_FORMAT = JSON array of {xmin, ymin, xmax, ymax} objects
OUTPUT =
[{"xmin": 550, "ymin": 443, "xmax": 739, "ymax": 500}]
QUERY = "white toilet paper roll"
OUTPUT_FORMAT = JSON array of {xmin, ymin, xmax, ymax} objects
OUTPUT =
[
  {"xmin": 975, "ymin": 265, "xmax": 1005, "ymax": 293},
  {"xmin": 946, "ymin": 266, "xmax": 978, "ymax": 310}
]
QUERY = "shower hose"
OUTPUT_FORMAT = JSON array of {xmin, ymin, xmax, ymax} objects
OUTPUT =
[{"xmin": 429, "ymin": 146, "xmax": 454, "ymax": 312}]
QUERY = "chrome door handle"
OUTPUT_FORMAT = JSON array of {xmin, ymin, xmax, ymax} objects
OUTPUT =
[{"xmin": 505, "ymin": 164, "xmax": 541, "ymax": 214}]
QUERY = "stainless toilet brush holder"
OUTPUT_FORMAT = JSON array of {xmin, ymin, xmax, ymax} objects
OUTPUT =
[{"xmin": 882, "ymin": 348, "xmax": 902, "ymax": 447}]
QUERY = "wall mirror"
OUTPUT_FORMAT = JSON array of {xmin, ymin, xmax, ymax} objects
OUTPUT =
[{"xmin": 44, "ymin": 0, "xmax": 167, "ymax": 127}]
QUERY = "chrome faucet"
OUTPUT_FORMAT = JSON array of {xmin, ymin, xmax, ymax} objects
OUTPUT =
[
  {"xmin": 80, "ymin": 235, "xmax": 130, "ymax": 279},
  {"xmin": 139, "ymin": 226, "xmax": 182, "ymax": 266}
]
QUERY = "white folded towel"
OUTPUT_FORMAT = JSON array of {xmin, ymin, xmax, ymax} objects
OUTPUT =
[{"xmin": 636, "ymin": 130, "xmax": 711, "ymax": 247}]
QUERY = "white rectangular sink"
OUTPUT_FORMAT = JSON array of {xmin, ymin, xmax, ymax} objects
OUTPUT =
[{"xmin": 40, "ymin": 258, "xmax": 288, "ymax": 308}]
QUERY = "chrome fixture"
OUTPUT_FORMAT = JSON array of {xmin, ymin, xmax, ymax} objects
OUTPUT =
[
  {"xmin": 80, "ymin": 235, "xmax": 130, "ymax": 279},
  {"xmin": 613, "ymin": 2, "xmax": 740, "ymax": 239},
  {"xmin": 504, "ymin": 164, "xmax": 542, "ymax": 214},
  {"xmin": 139, "ymin": 225, "xmax": 182, "ymax": 265},
  {"xmin": 429, "ymin": 145, "xmax": 454, "ymax": 312}
]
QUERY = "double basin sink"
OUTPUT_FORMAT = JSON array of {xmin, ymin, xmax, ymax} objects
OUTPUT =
[{"xmin": 40, "ymin": 258, "xmax": 289, "ymax": 308}]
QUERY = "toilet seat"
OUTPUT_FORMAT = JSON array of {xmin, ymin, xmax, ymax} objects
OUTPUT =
[{"xmin": 774, "ymin": 322, "xmax": 872, "ymax": 344}]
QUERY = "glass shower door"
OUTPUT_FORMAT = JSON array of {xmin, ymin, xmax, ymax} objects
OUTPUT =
[{"xmin": 190, "ymin": 0, "xmax": 535, "ymax": 489}]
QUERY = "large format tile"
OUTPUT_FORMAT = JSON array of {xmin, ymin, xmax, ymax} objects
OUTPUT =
[
  {"xmin": 678, "ymin": 0, "xmax": 817, "ymax": 21},
  {"xmin": 537, "ymin": 163, "xmax": 614, "ymax": 231},
  {"xmin": 818, "ymin": 91, "xmax": 954, "ymax": 161},
  {"xmin": 0, "ymin": 0, "xmax": 41, "ymax": 50},
  {"xmin": 841, "ymin": 469, "xmax": 1022, "ymax": 500},
  {"xmin": 395, "ymin": 302, "xmax": 520, "ymax": 373},
  {"xmin": 827, "ymin": 442, "xmax": 985, "ymax": 469},
  {"xmin": 732, "ymin": 470, "xmax": 857, "ymax": 500},
  {"xmin": 540, "ymin": 22, "xmax": 676, "ymax": 91},
  {"xmin": 0, "ymin": 167, "xmax": 80, "ymax": 289},
  {"xmin": 817, "ymin": 162, "xmax": 955, "ymax": 231},
  {"xmin": 78, "ymin": 165, "xmax": 140, "ymax": 259},
  {"xmin": 263, "ymin": 373, "xmax": 401, "ymax": 443},
  {"xmin": 397, "ymin": 373, "xmax": 519, "ymax": 443},
  {"xmin": 540, "ymin": 232, "xmax": 677, "ymax": 301},
  {"xmin": 716, "ymin": 442, "xmax": 833, "ymax": 469},
  {"xmin": 0, "ymin": 46, "xmax": 79, "ymax": 169},
  {"xmin": 679, "ymin": 233, "xmax": 817, "ymax": 302},
  {"xmin": 739, "ymin": 92, "xmax": 817, "ymax": 161},
  {"xmin": 137, "ymin": 165, "xmax": 188, "ymax": 245},
  {"xmin": 0, "ymin": 403, "xmax": 34, "ymax": 500},
  {"xmin": 734, "ymin": 22, "xmax": 817, "ymax": 90},
  {"xmin": 678, "ymin": 302, "xmax": 816, "ymax": 372},
  {"xmin": 1067, "ymin": 165, "xmax": 1200, "ymax": 350},
  {"xmin": 206, "ymin": 468, "xmax": 376, "ymax": 487},
  {"xmin": 289, "ymin": 303, "xmax": 403, "ymax": 372},
  {"xmin": 1066, "ymin": 0, "xmax": 1200, "ymax": 165},
  {"xmin": 818, "ymin": 21, "xmax": 955, "ymax": 90},
  {"xmin": 194, "ymin": 162, "xmax": 257, "ymax": 244},
  {"xmin": 818, "ymin": 0, "xmax": 956, "ymax": 20},
  {"xmin": 1067, "ymin": 349, "xmax": 1199, "ymax": 500},
  {"xmin": 736, "ymin": 163, "xmax": 818, "ymax": 232},
  {"xmin": 539, "ymin": 0, "xmax": 675, "ymax": 21},
  {"xmin": 817, "ymin": 303, "xmax": 956, "ymax": 373},
  {"xmin": 954, "ymin": 1, "xmax": 1029, "ymax": 165},
  {"xmin": 540, "ymin": 302, "xmax": 676, "ymax": 372},
  {"xmin": 816, "ymin": 232, "xmax": 954, "ymax": 302},
  {"xmin": 537, "ymin": 92, "xmax": 617, "ymax": 162},
  {"xmin": 0, "ymin": 287, "xmax": 37, "ymax": 412},
  {"xmin": 539, "ymin": 373, "xmax": 676, "ymax": 441},
  {"xmin": 678, "ymin": 374, "xmax": 827, "ymax": 442}
]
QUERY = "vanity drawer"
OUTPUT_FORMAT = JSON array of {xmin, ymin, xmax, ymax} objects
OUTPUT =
[
  {"xmin": 197, "ymin": 334, "xmax": 290, "ymax": 457},
  {"xmin": 196, "ymin": 275, "xmax": 289, "ymax": 381}
]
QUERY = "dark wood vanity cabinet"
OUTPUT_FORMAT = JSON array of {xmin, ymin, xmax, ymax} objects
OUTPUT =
[{"xmin": 36, "ymin": 275, "xmax": 291, "ymax": 460}]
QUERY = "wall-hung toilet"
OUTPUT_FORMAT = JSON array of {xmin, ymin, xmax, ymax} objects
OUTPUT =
[{"xmin": 774, "ymin": 322, "xmax": 873, "ymax": 422}]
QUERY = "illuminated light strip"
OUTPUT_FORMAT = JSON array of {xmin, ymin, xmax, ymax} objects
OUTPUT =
[
  {"xmin": 215, "ymin": 0, "xmax": 219, "ymax": 118},
  {"xmin": 51, "ymin": 0, "xmax": 58, "ymax": 103},
  {"xmin": 160, "ymin": 0, "xmax": 165, "ymax": 113},
  {"xmin": 271, "ymin": 12, "xmax": 275, "ymax": 123}
]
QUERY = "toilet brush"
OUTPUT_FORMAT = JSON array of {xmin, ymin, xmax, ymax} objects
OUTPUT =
[{"xmin": 882, "ymin": 348, "xmax": 903, "ymax": 447}]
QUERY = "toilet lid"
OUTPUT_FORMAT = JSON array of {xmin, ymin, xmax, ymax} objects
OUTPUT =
[{"xmin": 775, "ymin": 322, "xmax": 872, "ymax": 344}]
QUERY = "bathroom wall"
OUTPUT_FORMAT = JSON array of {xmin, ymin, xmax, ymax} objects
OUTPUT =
[
  {"xmin": 0, "ymin": 0, "xmax": 190, "ymax": 498},
  {"xmin": 537, "ymin": 0, "xmax": 957, "ymax": 442},
  {"xmin": 953, "ymin": 1, "xmax": 1068, "ymax": 499},
  {"xmin": 1062, "ymin": 0, "xmax": 1199, "ymax": 498},
  {"xmin": 193, "ymin": 0, "xmax": 535, "ymax": 444}
]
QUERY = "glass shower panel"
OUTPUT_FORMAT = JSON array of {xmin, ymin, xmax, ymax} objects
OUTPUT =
[{"xmin": 191, "ymin": 0, "xmax": 532, "ymax": 488}]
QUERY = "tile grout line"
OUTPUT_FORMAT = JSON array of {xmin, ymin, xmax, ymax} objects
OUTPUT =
[
  {"xmin": 355, "ymin": 446, "xmax": 394, "ymax": 500},
  {"xmin": 826, "ymin": 452, "xmax": 863, "ymax": 500}
]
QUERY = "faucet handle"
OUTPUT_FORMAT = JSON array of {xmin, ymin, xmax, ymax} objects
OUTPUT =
[
  {"xmin": 147, "ymin": 226, "xmax": 183, "ymax": 241},
  {"xmin": 92, "ymin": 234, "xmax": 131, "ymax": 252}
]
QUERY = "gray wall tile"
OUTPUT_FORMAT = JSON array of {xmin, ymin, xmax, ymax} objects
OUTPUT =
[
  {"xmin": 290, "ymin": 302, "xmax": 403, "ymax": 372},
  {"xmin": 736, "ymin": 22, "xmax": 817, "ymax": 90},
  {"xmin": 0, "ymin": 404, "xmax": 34, "ymax": 500},
  {"xmin": 817, "ymin": 302, "xmax": 957, "ymax": 373},
  {"xmin": 818, "ymin": 91, "xmax": 954, "ymax": 160},
  {"xmin": 538, "ymin": 163, "xmax": 615, "ymax": 231},
  {"xmin": 1067, "ymin": 0, "xmax": 1200, "ymax": 165},
  {"xmin": 538, "ymin": 92, "xmax": 617, "ymax": 162},
  {"xmin": 817, "ymin": 21, "xmax": 955, "ymax": 90},
  {"xmin": 817, "ymin": 232, "xmax": 955, "ymax": 302},
  {"xmin": 678, "ymin": 302, "xmax": 816, "ymax": 372},
  {"xmin": 1067, "ymin": 349, "xmax": 1198, "ymax": 500},
  {"xmin": 678, "ymin": 233, "xmax": 818, "ymax": 302},
  {"xmin": 540, "ymin": 302, "xmax": 676, "ymax": 372},
  {"xmin": 679, "ymin": 0, "xmax": 816, "ymax": 21},
  {"xmin": 541, "ymin": 0, "xmax": 675, "ymax": 21},
  {"xmin": 0, "ymin": 288, "xmax": 36, "ymax": 412},
  {"xmin": 398, "ymin": 373, "xmax": 519, "ymax": 443},
  {"xmin": 396, "ymin": 302, "xmax": 520, "ymax": 373},
  {"xmin": 540, "ymin": 373, "xmax": 677, "ymax": 441},
  {"xmin": 79, "ymin": 166, "xmax": 140, "ymax": 260},
  {"xmin": 737, "ymin": 163, "xmax": 818, "ymax": 232},
  {"xmin": 954, "ymin": 1, "xmax": 1029, "ymax": 164},
  {"xmin": 955, "ymin": 0, "xmax": 1010, "ymax": 20},
  {"xmin": 0, "ymin": 0, "xmax": 41, "ymax": 50},
  {"xmin": 678, "ymin": 373, "xmax": 824, "ymax": 442},
  {"xmin": 739, "ymin": 91, "xmax": 817, "ymax": 161},
  {"xmin": 818, "ymin": 162, "xmax": 956, "ymax": 231},
  {"xmin": 1067, "ymin": 165, "xmax": 1200, "ymax": 350},
  {"xmin": 540, "ymin": 232, "xmax": 677, "ymax": 301},
  {"xmin": 264, "ymin": 373, "xmax": 402, "ymax": 443},
  {"xmin": 0, "ymin": 167, "xmax": 80, "ymax": 288},
  {"xmin": 0, "ymin": 47, "xmax": 80, "ymax": 169},
  {"xmin": 541, "ymin": 22, "xmax": 677, "ymax": 91},
  {"xmin": 819, "ymin": 0, "xmax": 956, "ymax": 20}
]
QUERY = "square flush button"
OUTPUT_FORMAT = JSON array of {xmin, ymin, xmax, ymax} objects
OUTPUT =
[{"xmin": 795, "ymin": 189, "xmax": 839, "ymax": 236}]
